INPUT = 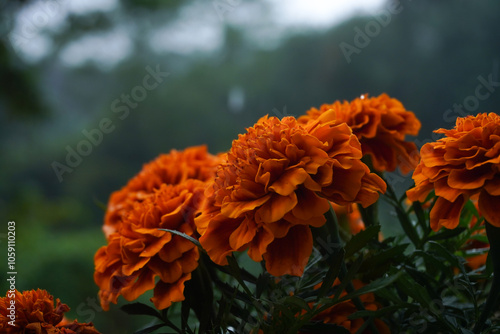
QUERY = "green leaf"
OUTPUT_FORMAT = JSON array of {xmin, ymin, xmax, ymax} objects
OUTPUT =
[
  {"xmin": 395, "ymin": 204, "xmax": 421, "ymax": 248},
  {"xmin": 344, "ymin": 225, "xmax": 381, "ymax": 258},
  {"xmin": 331, "ymin": 256, "xmax": 364, "ymax": 303},
  {"xmin": 133, "ymin": 323, "xmax": 168, "ymax": 334},
  {"xmin": 412, "ymin": 200, "xmax": 429, "ymax": 235},
  {"xmin": 157, "ymin": 228, "xmax": 201, "ymax": 247},
  {"xmin": 428, "ymin": 227, "xmax": 466, "ymax": 241},
  {"xmin": 120, "ymin": 302, "xmax": 163, "ymax": 320},
  {"xmin": 316, "ymin": 247, "xmax": 344, "ymax": 298},
  {"xmin": 337, "ymin": 272, "xmax": 403, "ymax": 304},
  {"xmin": 349, "ymin": 303, "xmax": 413, "ymax": 319},
  {"xmin": 359, "ymin": 244, "xmax": 409, "ymax": 277}
]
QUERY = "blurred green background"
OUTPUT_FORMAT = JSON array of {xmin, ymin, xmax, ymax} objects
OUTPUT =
[{"xmin": 1, "ymin": 0, "xmax": 500, "ymax": 332}]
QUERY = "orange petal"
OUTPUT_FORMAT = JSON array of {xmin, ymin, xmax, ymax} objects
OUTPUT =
[
  {"xmin": 448, "ymin": 165, "xmax": 494, "ymax": 190},
  {"xmin": 269, "ymin": 168, "xmax": 309, "ymax": 196},
  {"xmin": 229, "ymin": 215, "xmax": 258, "ymax": 250},
  {"xmin": 199, "ymin": 214, "xmax": 241, "ymax": 265},
  {"xmin": 479, "ymin": 190, "xmax": 500, "ymax": 227},
  {"xmin": 151, "ymin": 274, "xmax": 191, "ymax": 310},
  {"xmin": 221, "ymin": 194, "xmax": 271, "ymax": 218},
  {"xmin": 121, "ymin": 270, "xmax": 156, "ymax": 301},
  {"xmin": 430, "ymin": 196, "xmax": 466, "ymax": 231},
  {"xmin": 263, "ymin": 225, "xmax": 312, "ymax": 276},
  {"xmin": 255, "ymin": 192, "xmax": 298, "ymax": 223},
  {"xmin": 484, "ymin": 176, "xmax": 500, "ymax": 196},
  {"xmin": 291, "ymin": 189, "xmax": 330, "ymax": 221}
]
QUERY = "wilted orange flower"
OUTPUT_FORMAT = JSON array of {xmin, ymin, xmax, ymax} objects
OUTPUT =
[
  {"xmin": 407, "ymin": 112, "xmax": 500, "ymax": 231},
  {"xmin": 95, "ymin": 180, "xmax": 204, "ymax": 310},
  {"xmin": 0, "ymin": 289, "xmax": 101, "ymax": 334},
  {"xmin": 300, "ymin": 279, "xmax": 390, "ymax": 334},
  {"xmin": 103, "ymin": 145, "xmax": 220, "ymax": 238},
  {"xmin": 298, "ymin": 93, "xmax": 421, "ymax": 174},
  {"xmin": 196, "ymin": 116, "xmax": 386, "ymax": 276}
]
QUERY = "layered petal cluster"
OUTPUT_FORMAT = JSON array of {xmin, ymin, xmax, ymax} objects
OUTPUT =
[
  {"xmin": 407, "ymin": 112, "xmax": 500, "ymax": 230},
  {"xmin": 196, "ymin": 116, "xmax": 386, "ymax": 276},
  {"xmin": 0, "ymin": 289, "xmax": 101, "ymax": 334},
  {"xmin": 95, "ymin": 180, "xmax": 204, "ymax": 310},
  {"xmin": 104, "ymin": 145, "xmax": 220, "ymax": 238},
  {"xmin": 298, "ymin": 93, "xmax": 421, "ymax": 174},
  {"xmin": 300, "ymin": 279, "xmax": 390, "ymax": 334}
]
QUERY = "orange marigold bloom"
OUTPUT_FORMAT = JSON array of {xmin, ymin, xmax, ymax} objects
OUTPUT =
[
  {"xmin": 0, "ymin": 289, "xmax": 101, "ymax": 334},
  {"xmin": 94, "ymin": 180, "xmax": 204, "ymax": 310},
  {"xmin": 407, "ymin": 112, "xmax": 500, "ymax": 231},
  {"xmin": 300, "ymin": 279, "xmax": 390, "ymax": 334},
  {"xmin": 298, "ymin": 93, "xmax": 421, "ymax": 174},
  {"xmin": 103, "ymin": 145, "xmax": 220, "ymax": 238},
  {"xmin": 196, "ymin": 116, "xmax": 386, "ymax": 276}
]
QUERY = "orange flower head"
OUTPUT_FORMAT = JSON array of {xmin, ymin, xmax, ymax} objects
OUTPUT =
[
  {"xmin": 0, "ymin": 289, "xmax": 101, "ymax": 334},
  {"xmin": 298, "ymin": 93, "xmax": 421, "ymax": 174},
  {"xmin": 195, "ymin": 116, "xmax": 386, "ymax": 276},
  {"xmin": 104, "ymin": 145, "xmax": 220, "ymax": 238},
  {"xmin": 95, "ymin": 180, "xmax": 204, "ymax": 310},
  {"xmin": 407, "ymin": 112, "xmax": 500, "ymax": 230}
]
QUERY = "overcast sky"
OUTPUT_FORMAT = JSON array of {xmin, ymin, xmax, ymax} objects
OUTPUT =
[{"xmin": 10, "ymin": 0, "xmax": 387, "ymax": 67}]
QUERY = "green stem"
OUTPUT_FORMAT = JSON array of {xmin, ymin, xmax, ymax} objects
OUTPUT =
[
  {"xmin": 474, "ymin": 222, "xmax": 500, "ymax": 333},
  {"xmin": 324, "ymin": 205, "xmax": 380, "ymax": 334}
]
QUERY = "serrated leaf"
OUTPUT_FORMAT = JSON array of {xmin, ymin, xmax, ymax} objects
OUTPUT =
[
  {"xmin": 348, "ymin": 303, "xmax": 414, "ymax": 319},
  {"xmin": 428, "ymin": 227, "xmax": 466, "ymax": 241},
  {"xmin": 121, "ymin": 302, "xmax": 163, "ymax": 320},
  {"xmin": 280, "ymin": 295, "xmax": 311, "ymax": 312},
  {"xmin": 395, "ymin": 271, "xmax": 433, "ymax": 308},
  {"xmin": 316, "ymin": 247, "xmax": 344, "ymax": 298},
  {"xmin": 337, "ymin": 271, "xmax": 402, "ymax": 304},
  {"xmin": 359, "ymin": 244, "xmax": 409, "ymax": 276},
  {"xmin": 344, "ymin": 225, "xmax": 381, "ymax": 258}
]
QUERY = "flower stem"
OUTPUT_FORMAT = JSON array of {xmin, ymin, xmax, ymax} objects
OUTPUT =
[
  {"xmin": 324, "ymin": 205, "xmax": 380, "ymax": 334},
  {"xmin": 474, "ymin": 221, "xmax": 500, "ymax": 333}
]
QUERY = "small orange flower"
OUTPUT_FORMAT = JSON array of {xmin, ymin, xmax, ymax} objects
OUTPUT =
[
  {"xmin": 196, "ymin": 116, "xmax": 386, "ymax": 276},
  {"xmin": 331, "ymin": 203, "xmax": 365, "ymax": 235},
  {"xmin": 103, "ymin": 145, "xmax": 220, "ymax": 238},
  {"xmin": 300, "ymin": 279, "xmax": 390, "ymax": 334},
  {"xmin": 298, "ymin": 93, "xmax": 421, "ymax": 174},
  {"xmin": 0, "ymin": 289, "xmax": 101, "ymax": 334},
  {"xmin": 407, "ymin": 113, "xmax": 500, "ymax": 231},
  {"xmin": 94, "ymin": 180, "xmax": 204, "ymax": 310}
]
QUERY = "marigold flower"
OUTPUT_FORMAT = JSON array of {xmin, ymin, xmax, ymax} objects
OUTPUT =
[
  {"xmin": 298, "ymin": 93, "xmax": 421, "ymax": 174},
  {"xmin": 196, "ymin": 116, "xmax": 386, "ymax": 276},
  {"xmin": 94, "ymin": 180, "xmax": 204, "ymax": 310},
  {"xmin": 103, "ymin": 145, "xmax": 220, "ymax": 238},
  {"xmin": 407, "ymin": 112, "xmax": 500, "ymax": 230},
  {"xmin": 300, "ymin": 279, "xmax": 390, "ymax": 334},
  {"xmin": 0, "ymin": 289, "xmax": 101, "ymax": 334}
]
